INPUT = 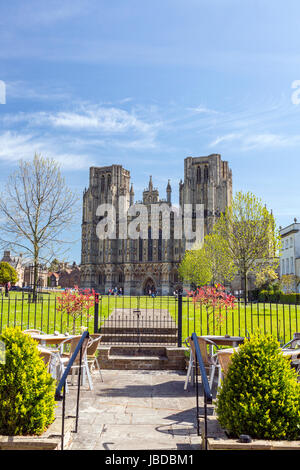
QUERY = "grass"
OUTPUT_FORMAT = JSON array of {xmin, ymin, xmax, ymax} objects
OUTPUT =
[{"xmin": 0, "ymin": 292, "xmax": 299, "ymax": 344}]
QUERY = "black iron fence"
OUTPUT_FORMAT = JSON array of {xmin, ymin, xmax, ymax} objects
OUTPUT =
[{"xmin": 0, "ymin": 292, "xmax": 299, "ymax": 346}]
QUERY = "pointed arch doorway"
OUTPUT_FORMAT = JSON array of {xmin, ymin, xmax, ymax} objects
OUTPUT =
[{"xmin": 143, "ymin": 277, "xmax": 156, "ymax": 295}]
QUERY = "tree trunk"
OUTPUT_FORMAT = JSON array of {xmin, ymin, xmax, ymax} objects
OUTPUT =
[
  {"xmin": 33, "ymin": 245, "xmax": 39, "ymax": 302},
  {"xmin": 243, "ymin": 271, "xmax": 248, "ymax": 305}
]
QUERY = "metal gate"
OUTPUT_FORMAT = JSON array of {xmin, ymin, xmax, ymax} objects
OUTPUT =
[{"xmin": 94, "ymin": 294, "xmax": 182, "ymax": 346}]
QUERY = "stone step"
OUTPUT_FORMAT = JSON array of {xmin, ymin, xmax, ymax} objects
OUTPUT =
[
  {"xmin": 97, "ymin": 345, "xmax": 188, "ymax": 370},
  {"xmin": 109, "ymin": 345, "xmax": 167, "ymax": 357},
  {"xmin": 101, "ymin": 327, "xmax": 178, "ymax": 335},
  {"xmin": 108, "ymin": 355, "xmax": 168, "ymax": 361},
  {"xmin": 100, "ymin": 334, "xmax": 178, "ymax": 345}
]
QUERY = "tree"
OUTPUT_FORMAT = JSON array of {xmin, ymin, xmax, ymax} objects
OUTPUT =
[
  {"xmin": 0, "ymin": 154, "xmax": 78, "ymax": 300},
  {"xmin": 213, "ymin": 191, "xmax": 281, "ymax": 303},
  {"xmin": 56, "ymin": 286, "xmax": 97, "ymax": 334},
  {"xmin": 178, "ymin": 247, "xmax": 211, "ymax": 287},
  {"xmin": 280, "ymin": 274, "xmax": 300, "ymax": 293},
  {"xmin": 49, "ymin": 258, "xmax": 61, "ymax": 273},
  {"xmin": 187, "ymin": 284, "xmax": 236, "ymax": 334},
  {"xmin": 178, "ymin": 232, "xmax": 236, "ymax": 287},
  {"xmin": 0, "ymin": 262, "xmax": 18, "ymax": 286},
  {"xmin": 254, "ymin": 266, "xmax": 278, "ymax": 289},
  {"xmin": 202, "ymin": 232, "xmax": 237, "ymax": 285}
]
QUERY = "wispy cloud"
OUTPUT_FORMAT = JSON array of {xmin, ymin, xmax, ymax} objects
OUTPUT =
[
  {"xmin": 187, "ymin": 105, "xmax": 220, "ymax": 115},
  {"xmin": 6, "ymin": 81, "xmax": 71, "ymax": 102},
  {"xmin": 209, "ymin": 131, "xmax": 300, "ymax": 150},
  {"xmin": 2, "ymin": 103, "xmax": 160, "ymax": 135},
  {"xmin": 0, "ymin": 131, "xmax": 94, "ymax": 170}
]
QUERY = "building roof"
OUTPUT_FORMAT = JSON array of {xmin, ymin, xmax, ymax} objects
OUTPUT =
[{"xmin": 280, "ymin": 222, "xmax": 300, "ymax": 237}]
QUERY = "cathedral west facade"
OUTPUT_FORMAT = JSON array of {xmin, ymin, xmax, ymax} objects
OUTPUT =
[{"xmin": 80, "ymin": 154, "xmax": 232, "ymax": 295}]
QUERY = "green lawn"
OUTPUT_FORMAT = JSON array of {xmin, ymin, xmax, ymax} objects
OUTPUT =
[{"xmin": 0, "ymin": 292, "xmax": 299, "ymax": 344}]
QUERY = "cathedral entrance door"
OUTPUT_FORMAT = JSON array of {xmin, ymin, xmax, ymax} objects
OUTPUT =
[{"xmin": 143, "ymin": 277, "xmax": 156, "ymax": 295}]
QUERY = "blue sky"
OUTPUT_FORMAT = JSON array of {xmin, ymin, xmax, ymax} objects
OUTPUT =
[{"xmin": 0, "ymin": 0, "xmax": 300, "ymax": 263}]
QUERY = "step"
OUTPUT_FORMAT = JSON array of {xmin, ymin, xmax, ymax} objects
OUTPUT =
[
  {"xmin": 108, "ymin": 355, "xmax": 168, "ymax": 361},
  {"xmin": 109, "ymin": 346, "xmax": 167, "ymax": 357},
  {"xmin": 97, "ymin": 345, "xmax": 188, "ymax": 370},
  {"xmin": 101, "ymin": 334, "xmax": 178, "ymax": 344},
  {"xmin": 101, "ymin": 327, "xmax": 178, "ymax": 335}
]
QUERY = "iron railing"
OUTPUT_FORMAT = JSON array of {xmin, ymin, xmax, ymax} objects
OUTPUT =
[
  {"xmin": 55, "ymin": 330, "xmax": 90, "ymax": 450},
  {"xmin": 191, "ymin": 332, "xmax": 213, "ymax": 450},
  {"xmin": 0, "ymin": 292, "xmax": 299, "ymax": 346}
]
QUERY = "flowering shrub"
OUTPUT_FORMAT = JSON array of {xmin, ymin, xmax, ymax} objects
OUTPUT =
[
  {"xmin": 187, "ymin": 284, "xmax": 236, "ymax": 333},
  {"xmin": 57, "ymin": 285, "xmax": 98, "ymax": 334}
]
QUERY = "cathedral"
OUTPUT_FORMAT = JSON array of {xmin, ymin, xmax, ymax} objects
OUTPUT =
[{"xmin": 80, "ymin": 154, "xmax": 232, "ymax": 295}]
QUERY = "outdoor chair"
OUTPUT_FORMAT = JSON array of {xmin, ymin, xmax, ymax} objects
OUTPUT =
[
  {"xmin": 282, "ymin": 332, "xmax": 300, "ymax": 349},
  {"xmin": 23, "ymin": 329, "xmax": 46, "ymax": 335},
  {"xmin": 38, "ymin": 346, "xmax": 52, "ymax": 367},
  {"xmin": 37, "ymin": 345, "xmax": 62, "ymax": 379},
  {"xmin": 282, "ymin": 333, "xmax": 300, "ymax": 378},
  {"xmin": 86, "ymin": 334, "xmax": 103, "ymax": 382},
  {"xmin": 57, "ymin": 335, "xmax": 93, "ymax": 391},
  {"xmin": 184, "ymin": 336, "xmax": 221, "ymax": 391},
  {"xmin": 216, "ymin": 348, "xmax": 239, "ymax": 383}
]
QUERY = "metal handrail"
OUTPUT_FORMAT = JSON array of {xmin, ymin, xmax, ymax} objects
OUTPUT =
[
  {"xmin": 191, "ymin": 332, "xmax": 213, "ymax": 450},
  {"xmin": 55, "ymin": 330, "xmax": 90, "ymax": 450},
  {"xmin": 55, "ymin": 330, "xmax": 89, "ymax": 398}
]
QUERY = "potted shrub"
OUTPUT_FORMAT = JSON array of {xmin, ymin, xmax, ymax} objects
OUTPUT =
[
  {"xmin": 0, "ymin": 327, "xmax": 56, "ymax": 436},
  {"xmin": 216, "ymin": 332, "xmax": 300, "ymax": 440}
]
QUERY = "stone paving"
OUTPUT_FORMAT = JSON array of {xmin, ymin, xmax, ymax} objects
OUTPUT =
[{"xmin": 61, "ymin": 369, "xmax": 219, "ymax": 450}]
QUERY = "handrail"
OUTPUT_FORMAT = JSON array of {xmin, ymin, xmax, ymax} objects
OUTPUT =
[
  {"xmin": 191, "ymin": 332, "xmax": 213, "ymax": 404},
  {"xmin": 55, "ymin": 330, "xmax": 89, "ymax": 399},
  {"xmin": 54, "ymin": 330, "xmax": 90, "ymax": 450},
  {"xmin": 191, "ymin": 332, "xmax": 213, "ymax": 450}
]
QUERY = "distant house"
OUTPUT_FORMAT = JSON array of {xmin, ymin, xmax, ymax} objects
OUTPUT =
[
  {"xmin": 23, "ymin": 264, "xmax": 48, "ymax": 288},
  {"xmin": 48, "ymin": 272, "xmax": 60, "ymax": 287},
  {"xmin": 279, "ymin": 219, "xmax": 300, "ymax": 293},
  {"xmin": 1, "ymin": 251, "xmax": 24, "ymax": 287},
  {"xmin": 0, "ymin": 250, "xmax": 48, "ymax": 288},
  {"xmin": 47, "ymin": 262, "xmax": 81, "ymax": 289}
]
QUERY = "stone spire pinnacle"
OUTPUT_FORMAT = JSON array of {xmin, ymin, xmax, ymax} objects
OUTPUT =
[
  {"xmin": 130, "ymin": 183, "xmax": 134, "ymax": 205},
  {"xmin": 166, "ymin": 179, "xmax": 171, "ymax": 204},
  {"xmin": 149, "ymin": 175, "xmax": 153, "ymax": 191}
]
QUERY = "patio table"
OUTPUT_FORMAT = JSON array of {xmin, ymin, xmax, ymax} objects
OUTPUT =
[
  {"xmin": 30, "ymin": 333, "xmax": 75, "ymax": 347},
  {"xmin": 200, "ymin": 335, "xmax": 244, "ymax": 348},
  {"xmin": 216, "ymin": 347, "xmax": 300, "ymax": 357}
]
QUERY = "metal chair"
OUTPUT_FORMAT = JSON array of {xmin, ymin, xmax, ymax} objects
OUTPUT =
[
  {"xmin": 282, "ymin": 333, "xmax": 300, "ymax": 349},
  {"xmin": 57, "ymin": 335, "xmax": 93, "ymax": 391},
  {"xmin": 86, "ymin": 334, "xmax": 103, "ymax": 382},
  {"xmin": 23, "ymin": 329, "xmax": 46, "ymax": 335},
  {"xmin": 282, "ymin": 333, "xmax": 300, "ymax": 378},
  {"xmin": 184, "ymin": 336, "xmax": 221, "ymax": 391}
]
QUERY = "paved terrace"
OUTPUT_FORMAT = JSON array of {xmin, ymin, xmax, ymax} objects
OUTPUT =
[{"xmin": 58, "ymin": 370, "xmax": 224, "ymax": 450}]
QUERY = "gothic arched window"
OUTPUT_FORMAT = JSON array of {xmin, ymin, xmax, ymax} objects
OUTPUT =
[
  {"xmin": 139, "ymin": 237, "xmax": 143, "ymax": 262},
  {"xmin": 148, "ymin": 226, "xmax": 153, "ymax": 262},
  {"xmin": 204, "ymin": 166, "xmax": 209, "ymax": 181},
  {"xmin": 196, "ymin": 166, "xmax": 201, "ymax": 183},
  {"xmin": 101, "ymin": 175, "xmax": 105, "ymax": 192},
  {"xmin": 158, "ymin": 228, "xmax": 162, "ymax": 261}
]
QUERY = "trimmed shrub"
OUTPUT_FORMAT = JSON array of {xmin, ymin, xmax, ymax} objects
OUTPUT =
[
  {"xmin": 279, "ymin": 293, "xmax": 300, "ymax": 305},
  {"xmin": 258, "ymin": 289, "xmax": 283, "ymax": 303},
  {"xmin": 0, "ymin": 328, "xmax": 56, "ymax": 436},
  {"xmin": 216, "ymin": 332, "xmax": 300, "ymax": 440}
]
